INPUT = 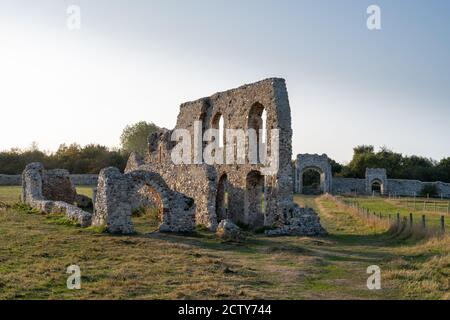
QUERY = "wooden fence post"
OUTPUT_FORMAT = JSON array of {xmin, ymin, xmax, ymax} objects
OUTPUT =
[
  {"xmin": 441, "ymin": 216, "xmax": 445, "ymax": 233},
  {"xmin": 422, "ymin": 215, "xmax": 426, "ymax": 229},
  {"xmin": 409, "ymin": 213, "xmax": 413, "ymax": 227},
  {"xmin": 397, "ymin": 213, "xmax": 400, "ymax": 226}
]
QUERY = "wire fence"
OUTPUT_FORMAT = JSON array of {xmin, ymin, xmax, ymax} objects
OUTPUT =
[{"xmin": 333, "ymin": 196, "xmax": 447, "ymax": 235}]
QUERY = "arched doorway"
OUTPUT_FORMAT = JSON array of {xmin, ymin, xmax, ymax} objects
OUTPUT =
[
  {"xmin": 216, "ymin": 174, "xmax": 229, "ymax": 223},
  {"xmin": 245, "ymin": 170, "xmax": 265, "ymax": 228},
  {"xmin": 301, "ymin": 168, "xmax": 323, "ymax": 195},
  {"xmin": 132, "ymin": 183, "xmax": 164, "ymax": 233},
  {"xmin": 371, "ymin": 179, "xmax": 383, "ymax": 195},
  {"xmin": 295, "ymin": 154, "xmax": 332, "ymax": 194}
]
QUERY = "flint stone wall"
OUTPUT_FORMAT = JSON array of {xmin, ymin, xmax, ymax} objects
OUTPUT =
[
  {"xmin": 294, "ymin": 154, "xmax": 332, "ymax": 194},
  {"xmin": 0, "ymin": 174, "xmax": 98, "ymax": 186},
  {"xmin": 21, "ymin": 163, "xmax": 92, "ymax": 227},
  {"xmin": 127, "ymin": 161, "xmax": 218, "ymax": 230},
  {"xmin": 140, "ymin": 78, "xmax": 308, "ymax": 232},
  {"xmin": 331, "ymin": 177, "xmax": 450, "ymax": 197},
  {"xmin": 0, "ymin": 174, "xmax": 21, "ymax": 186},
  {"xmin": 93, "ymin": 167, "xmax": 196, "ymax": 234},
  {"xmin": 332, "ymin": 178, "xmax": 366, "ymax": 194}
]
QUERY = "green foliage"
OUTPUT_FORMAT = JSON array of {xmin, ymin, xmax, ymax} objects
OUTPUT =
[
  {"xmin": 120, "ymin": 121, "xmax": 160, "ymax": 156},
  {"xmin": 0, "ymin": 144, "xmax": 128, "ymax": 174},
  {"xmin": 419, "ymin": 184, "xmax": 439, "ymax": 198},
  {"xmin": 195, "ymin": 224, "xmax": 209, "ymax": 232},
  {"xmin": 87, "ymin": 224, "xmax": 108, "ymax": 233},
  {"xmin": 338, "ymin": 145, "xmax": 448, "ymax": 182},
  {"xmin": 45, "ymin": 214, "xmax": 79, "ymax": 227},
  {"xmin": 12, "ymin": 202, "xmax": 41, "ymax": 215},
  {"xmin": 132, "ymin": 206, "xmax": 160, "ymax": 221}
]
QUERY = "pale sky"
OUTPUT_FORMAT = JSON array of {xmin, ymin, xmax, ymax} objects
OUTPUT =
[{"xmin": 0, "ymin": 0, "xmax": 449, "ymax": 163}]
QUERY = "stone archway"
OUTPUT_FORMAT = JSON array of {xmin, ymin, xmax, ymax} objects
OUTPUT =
[
  {"xmin": 365, "ymin": 168, "xmax": 387, "ymax": 195},
  {"xmin": 300, "ymin": 167, "xmax": 325, "ymax": 195},
  {"xmin": 295, "ymin": 154, "xmax": 332, "ymax": 194},
  {"xmin": 93, "ymin": 168, "xmax": 196, "ymax": 234}
]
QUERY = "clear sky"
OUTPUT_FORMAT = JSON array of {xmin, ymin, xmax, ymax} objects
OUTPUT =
[{"xmin": 0, "ymin": 0, "xmax": 449, "ymax": 163}]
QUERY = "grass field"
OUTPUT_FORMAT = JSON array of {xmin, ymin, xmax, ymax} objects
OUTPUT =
[
  {"xmin": 0, "ymin": 186, "xmax": 448, "ymax": 299},
  {"xmin": 342, "ymin": 196, "xmax": 450, "ymax": 230}
]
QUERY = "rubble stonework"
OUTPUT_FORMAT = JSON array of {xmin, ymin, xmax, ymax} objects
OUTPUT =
[
  {"xmin": 365, "ymin": 168, "xmax": 388, "ymax": 195},
  {"xmin": 294, "ymin": 154, "xmax": 332, "ymax": 194},
  {"xmin": 265, "ymin": 205, "xmax": 326, "ymax": 236},
  {"xmin": 92, "ymin": 167, "xmax": 196, "ymax": 234},
  {"xmin": 21, "ymin": 163, "xmax": 92, "ymax": 227},
  {"xmin": 126, "ymin": 78, "xmax": 326, "ymax": 235}
]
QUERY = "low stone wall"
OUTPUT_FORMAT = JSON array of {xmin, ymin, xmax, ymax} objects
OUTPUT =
[
  {"xmin": 332, "ymin": 178, "xmax": 366, "ymax": 194},
  {"xmin": 389, "ymin": 179, "xmax": 450, "ymax": 197},
  {"xmin": 21, "ymin": 163, "xmax": 92, "ymax": 227},
  {"xmin": 332, "ymin": 177, "xmax": 450, "ymax": 197},
  {"xmin": 0, "ymin": 174, "xmax": 98, "ymax": 186},
  {"xmin": 0, "ymin": 174, "xmax": 21, "ymax": 186}
]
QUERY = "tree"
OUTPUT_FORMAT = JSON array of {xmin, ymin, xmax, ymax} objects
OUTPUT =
[{"xmin": 120, "ymin": 121, "xmax": 160, "ymax": 156}]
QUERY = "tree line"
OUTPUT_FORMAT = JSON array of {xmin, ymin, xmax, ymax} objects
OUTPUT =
[
  {"xmin": 1, "ymin": 121, "xmax": 449, "ymax": 184},
  {"xmin": 0, "ymin": 121, "xmax": 159, "ymax": 175},
  {"xmin": 333, "ymin": 145, "xmax": 450, "ymax": 183}
]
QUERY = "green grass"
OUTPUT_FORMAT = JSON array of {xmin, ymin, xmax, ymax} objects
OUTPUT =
[
  {"xmin": 0, "ymin": 187, "xmax": 448, "ymax": 299},
  {"xmin": 342, "ymin": 196, "xmax": 450, "ymax": 230}
]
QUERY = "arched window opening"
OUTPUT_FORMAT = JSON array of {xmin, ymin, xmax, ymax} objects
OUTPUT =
[
  {"xmin": 211, "ymin": 113, "xmax": 225, "ymax": 159},
  {"xmin": 247, "ymin": 103, "xmax": 267, "ymax": 164}
]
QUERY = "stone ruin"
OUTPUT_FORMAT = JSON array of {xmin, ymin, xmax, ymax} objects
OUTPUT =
[
  {"xmin": 92, "ymin": 168, "xmax": 196, "ymax": 233},
  {"xmin": 124, "ymin": 78, "xmax": 326, "ymax": 235},
  {"xmin": 20, "ymin": 78, "xmax": 326, "ymax": 236},
  {"xmin": 295, "ymin": 154, "xmax": 450, "ymax": 197},
  {"xmin": 294, "ymin": 154, "xmax": 332, "ymax": 194},
  {"xmin": 22, "ymin": 162, "xmax": 92, "ymax": 227}
]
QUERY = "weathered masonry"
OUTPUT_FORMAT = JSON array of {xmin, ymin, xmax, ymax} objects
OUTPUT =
[
  {"xmin": 19, "ymin": 79, "xmax": 326, "ymax": 236},
  {"xmin": 294, "ymin": 154, "xmax": 332, "ymax": 194},
  {"xmin": 126, "ymin": 78, "xmax": 326, "ymax": 235},
  {"xmin": 295, "ymin": 154, "xmax": 450, "ymax": 197},
  {"xmin": 21, "ymin": 163, "xmax": 92, "ymax": 226}
]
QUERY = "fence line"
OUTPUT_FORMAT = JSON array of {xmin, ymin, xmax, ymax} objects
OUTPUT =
[{"xmin": 332, "ymin": 196, "xmax": 446, "ymax": 235}]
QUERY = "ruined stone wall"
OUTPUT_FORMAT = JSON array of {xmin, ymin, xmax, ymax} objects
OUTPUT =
[
  {"xmin": 331, "ymin": 177, "xmax": 450, "ymax": 197},
  {"xmin": 388, "ymin": 179, "xmax": 450, "ymax": 197},
  {"xmin": 93, "ymin": 167, "xmax": 196, "ymax": 234},
  {"xmin": 332, "ymin": 178, "xmax": 366, "ymax": 194},
  {"xmin": 142, "ymin": 78, "xmax": 295, "ymax": 229},
  {"xmin": 21, "ymin": 163, "xmax": 92, "ymax": 227},
  {"xmin": 0, "ymin": 174, "xmax": 98, "ymax": 186},
  {"xmin": 0, "ymin": 174, "xmax": 21, "ymax": 186}
]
